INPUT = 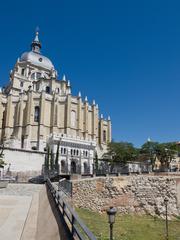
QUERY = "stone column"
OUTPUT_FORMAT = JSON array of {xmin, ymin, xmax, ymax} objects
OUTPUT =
[
  {"xmin": 39, "ymin": 91, "xmax": 46, "ymax": 151},
  {"xmin": 99, "ymin": 115, "xmax": 104, "ymax": 145},
  {"xmin": 4, "ymin": 93, "xmax": 13, "ymax": 141},
  {"xmin": 50, "ymin": 93, "xmax": 56, "ymax": 134},
  {"xmin": 0, "ymin": 94, "xmax": 4, "ymax": 143},
  {"xmin": 66, "ymin": 94, "xmax": 71, "ymax": 135},
  {"xmin": 107, "ymin": 117, "xmax": 112, "ymax": 142},
  {"xmin": 17, "ymin": 94, "xmax": 24, "ymax": 140},
  {"xmin": 92, "ymin": 102, "xmax": 97, "ymax": 141},
  {"xmin": 24, "ymin": 90, "xmax": 34, "ymax": 149},
  {"xmin": 77, "ymin": 95, "xmax": 82, "ymax": 136},
  {"xmin": 84, "ymin": 100, "xmax": 89, "ymax": 139}
]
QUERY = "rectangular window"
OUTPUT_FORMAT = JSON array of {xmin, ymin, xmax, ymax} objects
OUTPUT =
[
  {"xmin": 21, "ymin": 69, "xmax": 25, "ymax": 76},
  {"xmin": 34, "ymin": 106, "xmax": 40, "ymax": 122}
]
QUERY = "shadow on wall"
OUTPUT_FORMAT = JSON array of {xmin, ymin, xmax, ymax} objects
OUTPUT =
[{"xmin": 36, "ymin": 185, "xmax": 71, "ymax": 240}]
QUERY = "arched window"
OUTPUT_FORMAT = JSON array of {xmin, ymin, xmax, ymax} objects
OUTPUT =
[
  {"xmin": 46, "ymin": 86, "xmax": 50, "ymax": 94},
  {"xmin": 64, "ymin": 148, "xmax": 66, "ymax": 154},
  {"xmin": 36, "ymin": 72, "xmax": 41, "ymax": 79},
  {"xmin": 31, "ymin": 73, "xmax": 36, "ymax": 80},
  {"xmin": 71, "ymin": 110, "xmax": 76, "ymax": 128},
  {"xmin": 34, "ymin": 106, "xmax": 40, "ymax": 122},
  {"xmin": 71, "ymin": 149, "xmax": 73, "ymax": 156},
  {"xmin": 103, "ymin": 130, "xmax": 107, "ymax": 142}
]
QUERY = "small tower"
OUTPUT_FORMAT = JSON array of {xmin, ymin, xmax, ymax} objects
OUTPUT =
[{"xmin": 31, "ymin": 29, "xmax": 41, "ymax": 54}]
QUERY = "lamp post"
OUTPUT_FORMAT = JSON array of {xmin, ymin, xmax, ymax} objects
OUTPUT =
[
  {"xmin": 164, "ymin": 197, "xmax": 169, "ymax": 240},
  {"xmin": 106, "ymin": 206, "xmax": 117, "ymax": 240}
]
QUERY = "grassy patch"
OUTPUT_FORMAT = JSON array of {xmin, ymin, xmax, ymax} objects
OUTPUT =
[{"xmin": 76, "ymin": 208, "xmax": 180, "ymax": 240}]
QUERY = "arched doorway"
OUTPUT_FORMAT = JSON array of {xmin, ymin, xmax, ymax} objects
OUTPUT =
[{"xmin": 71, "ymin": 161, "xmax": 76, "ymax": 174}]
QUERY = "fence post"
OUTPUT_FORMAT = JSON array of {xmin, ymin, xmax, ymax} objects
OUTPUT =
[{"xmin": 71, "ymin": 214, "xmax": 75, "ymax": 239}]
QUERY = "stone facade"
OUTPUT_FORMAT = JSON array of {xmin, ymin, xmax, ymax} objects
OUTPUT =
[
  {"xmin": 0, "ymin": 31, "xmax": 111, "ymax": 159},
  {"xmin": 72, "ymin": 176, "xmax": 180, "ymax": 218},
  {"xmin": 0, "ymin": 31, "xmax": 112, "ymax": 176}
]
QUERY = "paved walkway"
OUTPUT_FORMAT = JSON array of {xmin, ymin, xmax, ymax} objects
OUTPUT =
[
  {"xmin": 0, "ymin": 183, "xmax": 70, "ymax": 240},
  {"xmin": 0, "ymin": 184, "xmax": 43, "ymax": 240}
]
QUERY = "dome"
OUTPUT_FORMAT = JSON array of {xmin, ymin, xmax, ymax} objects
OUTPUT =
[{"xmin": 20, "ymin": 51, "xmax": 54, "ymax": 70}]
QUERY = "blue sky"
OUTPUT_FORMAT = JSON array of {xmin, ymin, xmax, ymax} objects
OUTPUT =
[{"xmin": 0, "ymin": 0, "xmax": 180, "ymax": 146}]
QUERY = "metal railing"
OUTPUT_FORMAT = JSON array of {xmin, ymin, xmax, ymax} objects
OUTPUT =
[
  {"xmin": 46, "ymin": 178, "xmax": 97, "ymax": 240},
  {"xmin": 58, "ymin": 178, "xmax": 72, "ymax": 197}
]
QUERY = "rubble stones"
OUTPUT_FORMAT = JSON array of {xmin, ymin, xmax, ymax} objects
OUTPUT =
[{"xmin": 72, "ymin": 176, "xmax": 180, "ymax": 218}]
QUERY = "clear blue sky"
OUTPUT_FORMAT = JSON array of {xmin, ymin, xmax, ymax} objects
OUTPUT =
[{"xmin": 0, "ymin": 0, "xmax": 180, "ymax": 147}]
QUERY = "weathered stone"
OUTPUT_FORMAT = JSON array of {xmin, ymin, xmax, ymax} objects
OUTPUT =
[{"xmin": 71, "ymin": 176, "xmax": 180, "ymax": 219}]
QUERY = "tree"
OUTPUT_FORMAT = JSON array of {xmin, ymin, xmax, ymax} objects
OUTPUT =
[
  {"xmin": 94, "ymin": 151, "xmax": 99, "ymax": 172},
  {"xmin": 55, "ymin": 141, "xmax": 60, "ymax": 166},
  {"xmin": 140, "ymin": 141, "xmax": 180, "ymax": 171},
  {"xmin": 50, "ymin": 149, "xmax": 54, "ymax": 170},
  {"xmin": 0, "ymin": 146, "xmax": 6, "ymax": 168},
  {"xmin": 44, "ymin": 146, "xmax": 50, "ymax": 170},
  {"xmin": 140, "ymin": 140, "xmax": 159, "ymax": 170},
  {"xmin": 106, "ymin": 141, "xmax": 138, "ymax": 165},
  {"xmin": 155, "ymin": 142, "xmax": 179, "ymax": 170}
]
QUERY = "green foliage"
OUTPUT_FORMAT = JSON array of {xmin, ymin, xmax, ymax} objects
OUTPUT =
[
  {"xmin": 77, "ymin": 208, "xmax": 180, "ymax": 240},
  {"xmin": 50, "ymin": 149, "xmax": 54, "ymax": 170},
  {"xmin": 55, "ymin": 141, "xmax": 60, "ymax": 166},
  {"xmin": 106, "ymin": 141, "xmax": 139, "ymax": 165},
  {"xmin": 0, "ymin": 146, "xmax": 6, "ymax": 168},
  {"xmin": 94, "ymin": 151, "xmax": 99, "ymax": 171},
  {"xmin": 155, "ymin": 142, "xmax": 179, "ymax": 169},
  {"xmin": 140, "ymin": 140, "xmax": 180, "ymax": 170},
  {"xmin": 140, "ymin": 141, "xmax": 159, "ymax": 170},
  {"xmin": 105, "ymin": 140, "xmax": 180, "ymax": 171},
  {"xmin": 44, "ymin": 146, "xmax": 50, "ymax": 170}
]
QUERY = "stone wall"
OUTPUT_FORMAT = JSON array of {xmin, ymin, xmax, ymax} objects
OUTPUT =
[
  {"xmin": 3, "ymin": 148, "xmax": 45, "ymax": 182},
  {"xmin": 72, "ymin": 176, "xmax": 180, "ymax": 218}
]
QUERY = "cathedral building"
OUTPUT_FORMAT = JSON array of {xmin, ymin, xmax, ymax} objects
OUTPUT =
[{"xmin": 0, "ymin": 31, "xmax": 112, "ymax": 175}]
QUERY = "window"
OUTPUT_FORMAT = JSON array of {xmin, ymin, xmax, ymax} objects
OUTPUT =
[
  {"xmin": 46, "ymin": 86, "xmax": 50, "ymax": 94},
  {"xmin": 36, "ymin": 72, "xmax": 41, "ymax": 79},
  {"xmin": 34, "ymin": 106, "xmax": 40, "ymax": 122},
  {"xmin": 64, "ymin": 148, "xmax": 66, "ymax": 154},
  {"xmin": 21, "ymin": 68, "xmax": 25, "ymax": 76},
  {"xmin": 103, "ymin": 130, "xmax": 107, "ymax": 142},
  {"xmin": 31, "ymin": 73, "xmax": 36, "ymax": 80},
  {"xmin": 61, "ymin": 148, "xmax": 63, "ymax": 154},
  {"xmin": 71, "ymin": 110, "xmax": 76, "ymax": 127},
  {"xmin": 20, "ymin": 81, "xmax": 24, "ymax": 87}
]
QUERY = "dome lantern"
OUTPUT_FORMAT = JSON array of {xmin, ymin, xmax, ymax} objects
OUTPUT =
[{"xmin": 31, "ymin": 30, "xmax": 41, "ymax": 54}]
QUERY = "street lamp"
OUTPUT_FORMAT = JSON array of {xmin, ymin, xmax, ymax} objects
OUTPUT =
[
  {"xmin": 106, "ymin": 206, "xmax": 117, "ymax": 240},
  {"xmin": 164, "ymin": 197, "xmax": 169, "ymax": 240}
]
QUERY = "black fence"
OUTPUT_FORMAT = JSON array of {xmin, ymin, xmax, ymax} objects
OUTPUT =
[
  {"xmin": 58, "ymin": 178, "xmax": 72, "ymax": 197},
  {"xmin": 94, "ymin": 160, "xmax": 152, "ymax": 176},
  {"xmin": 46, "ymin": 178, "xmax": 97, "ymax": 240}
]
